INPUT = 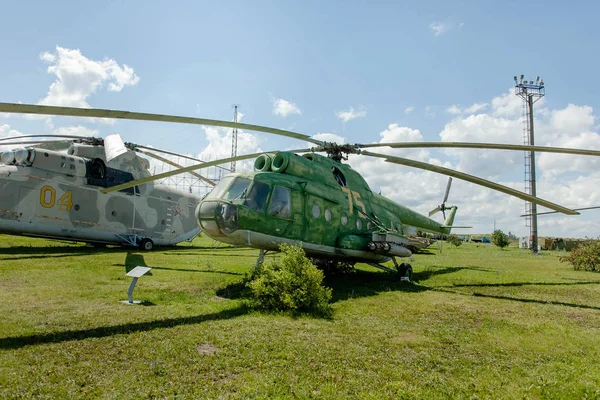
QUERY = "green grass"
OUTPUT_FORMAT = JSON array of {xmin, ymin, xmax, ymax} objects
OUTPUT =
[{"xmin": 1, "ymin": 235, "xmax": 600, "ymax": 399}]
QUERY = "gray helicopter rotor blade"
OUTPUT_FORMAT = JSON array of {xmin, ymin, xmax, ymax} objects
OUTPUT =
[
  {"xmin": 0, "ymin": 134, "xmax": 92, "ymax": 142},
  {"xmin": 0, "ymin": 139, "xmax": 71, "ymax": 147},
  {"xmin": 361, "ymin": 150, "xmax": 579, "ymax": 215},
  {"xmin": 138, "ymin": 150, "xmax": 216, "ymax": 186},
  {"xmin": 100, "ymin": 148, "xmax": 314, "ymax": 194},
  {"xmin": 520, "ymin": 206, "xmax": 600, "ymax": 217},
  {"xmin": 443, "ymin": 177, "xmax": 453, "ymax": 204},
  {"xmin": 358, "ymin": 141, "xmax": 600, "ymax": 157},
  {"xmin": 104, "ymin": 133, "xmax": 128, "ymax": 162},
  {"xmin": 0, "ymin": 103, "xmax": 325, "ymax": 146}
]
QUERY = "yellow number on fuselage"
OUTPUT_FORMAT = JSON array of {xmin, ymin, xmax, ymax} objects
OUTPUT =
[
  {"xmin": 352, "ymin": 191, "xmax": 366, "ymax": 218},
  {"xmin": 341, "ymin": 187, "xmax": 354, "ymax": 215},
  {"xmin": 40, "ymin": 186, "xmax": 73, "ymax": 211},
  {"xmin": 340, "ymin": 187, "xmax": 366, "ymax": 218},
  {"xmin": 40, "ymin": 186, "xmax": 56, "ymax": 208},
  {"xmin": 58, "ymin": 191, "xmax": 73, "ymax": 211}
]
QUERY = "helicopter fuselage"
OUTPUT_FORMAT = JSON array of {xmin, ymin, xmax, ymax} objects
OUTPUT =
[
  {"xmin": 196, "ymin": 151, "xmax": 456, "ymax": 264},
  {"xmin": 0, "ymin": 145, "xmax": 200, "ymax": 249}
]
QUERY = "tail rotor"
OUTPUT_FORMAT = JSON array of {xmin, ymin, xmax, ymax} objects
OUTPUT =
[{"xmin": 429, "ymin": 177, "xmax": 453, "ymax": 219}]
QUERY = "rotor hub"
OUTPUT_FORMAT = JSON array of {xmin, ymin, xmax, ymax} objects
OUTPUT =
[{"xmin": 312, "ymin": 142, "xmax": 362, "ymax": 161}]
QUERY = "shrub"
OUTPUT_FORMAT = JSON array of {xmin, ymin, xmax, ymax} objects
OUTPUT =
[
  {"xmin": 559, "ymin": 239, "xmax": 600, "ymax": 272},
  {"xmin": 247, "ymin": 243, "xmax": 333, "ymax": 316},
  {"xmin": 491, "ymin": 229, "xmax": 510, "ymax": 249},
  {"xmin": 447, "ymin": 234, "xmax": 462, "ymax": 247}
]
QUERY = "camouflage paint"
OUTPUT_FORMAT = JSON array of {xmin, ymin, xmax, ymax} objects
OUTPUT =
[
  {"xmin": 0, "ymin": 144, "xmax": 200, "ymax": 247},
  {"xmin": 198, "ymin": 151, "xmax": 457, "ymax": 263}
]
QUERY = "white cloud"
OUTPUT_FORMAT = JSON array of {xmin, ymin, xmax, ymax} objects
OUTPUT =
[
  {"xmin": 446, "ymin": 105, "xmax": 462, "ymax": 114},
  {"xmin": 335, "ymin": 106, "xmax": 366, "ymax": 123},
  {"xmin": 464, "ymin": 103, "xmax": 488, "ymax": 114},
  {"xmin": 312, "ymin": 133, "xmax": 345, "ymax": 144},
  {"xmin": 38, "ymin": 46, "xmax": 140, "ymax": 108},
  {"xmin": 404, "ymin": 106, "xmax": 415, "ymax": 115},
  {"xmin": 425, "ymin": 105, "xmax": 435, "ymax": 118},
  {"xmin": 272, "ymin": 98, "xmax": 302, "ymax": 118},
  {"xmin": 197, "ymin": 125, "xmax": 262, "ymax": 172},
  {"xmin": 429, "ymin": 21, "xmax": 451, "ymax": 36},
  {"xmin": 490, "ymin": 89, "xmax": 527, "ymax": 118},
  {"xmin": 0, "ymin": 124, "xmax": 25, "ymax": 151},
  {"xmin": 446, "ymin": 103, "xmax": 488, "ymax": 115},
  {"xmin": 53, "ymin": 125, "xmax": 98, "ymax": 137}
]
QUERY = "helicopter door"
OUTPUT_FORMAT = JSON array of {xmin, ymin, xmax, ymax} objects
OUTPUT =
[
  {"xmin": 302, "ymin": 194, "xmax": 330, "ymax": 246},
  {"xmin": 17, "ymin": 187, "xmax": 35, "ymax": 223},
  {"xmin": 266, "ymin": 186, "xmax": 295, "ymax": 238}
]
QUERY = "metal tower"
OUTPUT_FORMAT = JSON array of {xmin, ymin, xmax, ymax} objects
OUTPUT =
[
  {"xmin": 514, "ymin": 75, "xmax": 545, "ymax": 254},
  {"xmin": 230, "ymin": 105, "xmax": 239, "ymax": 172}
]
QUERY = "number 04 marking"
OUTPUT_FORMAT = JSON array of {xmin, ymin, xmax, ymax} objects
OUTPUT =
[{"xmin": 40, "ymin": 185, "xmax": 73, "ymax": 211}]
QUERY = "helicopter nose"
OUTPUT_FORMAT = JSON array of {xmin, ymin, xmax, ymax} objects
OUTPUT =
[{"xmin": 196, "ymin": 200, "xmax": 238, "ymax": 236}]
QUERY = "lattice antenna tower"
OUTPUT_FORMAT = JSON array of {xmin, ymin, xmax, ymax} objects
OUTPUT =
[
  {"xmin": 230, "ymin": 105, "xmax": 239, "ymax": 172},
  {"xmin": 514, "ymin": 75, "xmax": 545, "ymax": 254}
]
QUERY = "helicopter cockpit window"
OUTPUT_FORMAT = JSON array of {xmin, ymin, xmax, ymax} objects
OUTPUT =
[
  {"xmin": 223, "ymin": 177, "xmax": 251, "ymax": 203},
  {"xmin": 268, "ymin": 186, "xmax": 291, "ymax": 218},
  {"xmin": 206, "ymin": 176, "xmax": 234, "ymax": 199},
  {"xmin": 243, "ymin": 181, "xmax": 270, "ymax": 211},
  {"xmin": 332, "ymin": 167, "xmax": 346, "ymax": 187}
]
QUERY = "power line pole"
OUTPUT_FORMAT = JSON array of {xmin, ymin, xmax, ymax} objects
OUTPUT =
[
  {"xmin": 514, "ymin": 75, "xmax": 545, "ymax": 254},
  {"xmin": 230, "ymin": 105, "xmax": 239, "ymax": 172}
]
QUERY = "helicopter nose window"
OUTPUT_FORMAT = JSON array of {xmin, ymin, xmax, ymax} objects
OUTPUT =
[
  {"xmin": 268, "ymin": 186, "xmax": 291, "ymax": 218},
  {"xmin": 244, "ymin": 181, "xmax": 270, "ymax": 211},
  {"xmin": 223, "ymin": 177, "xmax": 251, "ymax": 202},
  {"xmin": 207, "ymin": 176, "xmax": 234, "ymax": 199}
]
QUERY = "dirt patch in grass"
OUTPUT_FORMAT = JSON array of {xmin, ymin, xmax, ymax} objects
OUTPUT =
[{"xmin": 197, "ymin": 343, "xmax": 219, "ymax": 355}]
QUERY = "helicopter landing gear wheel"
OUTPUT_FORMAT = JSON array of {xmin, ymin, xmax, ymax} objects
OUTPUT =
[
  {"xmin": 397, "ymin": 263, "xmax": 413, "ymax": 283},
  {"xmin": 139, "ymin": 238, "xmax": 154, "ymax": 251}
]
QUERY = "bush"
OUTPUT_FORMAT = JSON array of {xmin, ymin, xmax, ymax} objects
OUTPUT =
[
  {"xmin": 447, "ymin": 234, "xmax": 462, "ymax": 247},
  {"xmin": 559, "ymin": 239, "xmax": 600, "ymax": 271},
  {"xmin": 247, "ymin": 243, "xmax": 333, "ymax": 316},
  {"xmin": 491, "ymin": 229, "xmax": 510, "ymax": 249}
]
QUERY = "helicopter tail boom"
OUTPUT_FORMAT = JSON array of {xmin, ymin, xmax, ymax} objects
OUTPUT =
[{"xmin": 441, "ymin": 206, "xmax": 458, "ymax": 233}]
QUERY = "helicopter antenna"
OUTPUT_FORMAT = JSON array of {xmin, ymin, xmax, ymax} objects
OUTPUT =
[{"xmin": 231, "ymin": 105, "xmax": 239, "ymax": 172}]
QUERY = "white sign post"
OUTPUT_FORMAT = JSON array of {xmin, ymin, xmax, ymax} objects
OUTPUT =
[{"xmin": 121, "ymin": 266, "xmax": 152, "ymax": 304}]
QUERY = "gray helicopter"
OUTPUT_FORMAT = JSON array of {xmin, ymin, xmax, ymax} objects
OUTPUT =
[{"xmin": 0, "ymin": 134, "xmax": 212, "ymax": 250}]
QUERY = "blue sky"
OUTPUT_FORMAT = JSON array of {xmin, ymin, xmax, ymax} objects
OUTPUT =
[{"xmin": 2, "ymin": 1, "xmax": 600, "ymax": 237}]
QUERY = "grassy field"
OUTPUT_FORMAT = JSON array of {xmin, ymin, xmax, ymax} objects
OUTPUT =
[{"xmin": 1, "ymin": 235, "xmax": 600, "ymax": 399}]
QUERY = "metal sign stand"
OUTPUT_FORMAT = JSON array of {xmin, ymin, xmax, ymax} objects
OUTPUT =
[{"xmin": 121, "ymin": 266, "xmax": 152, "ymax": 304}]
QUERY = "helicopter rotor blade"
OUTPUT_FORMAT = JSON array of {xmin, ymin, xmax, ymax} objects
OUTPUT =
[
  {"xmin": 0, "ymin": 103, "xmax": 326, "ymax": 146},
  {"xmin": 104, "ymin": 133, "xmax": 128, "ymax": 162},
  {"xmin": 361, "ymin": 150, "xmax": 579, "ymax": 215},
  {"xmin": 357, "ymin": 141, "xmax": 600, "ymax": 157},
  {"xmin": 443, "ymin": 177, "xmax": 453, "ymax": 204},
  {"xmin": 100, "ymin": 148, "xmax": 314, "ymax": 194},
  {"xmin": 138, "ymin": 150, "xmax": 216, "ymax": 186},
  {"xmin": 0, "ymin": 139, "xmax": 72, "ymax": 147},
  {"xmin": 0, "ymin": 134, "xmax": 93, "ymax": 142},
  {"xmin": 520, "ymin": 206, "xmax": 600, "ymax": 217},
  {"xmin": 131, "ymin": 144, "xmax": 231, "ymax": 172},
  {"xmin": 428, "ymin": 206, "xmax": 441, "ymax": 217}
]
